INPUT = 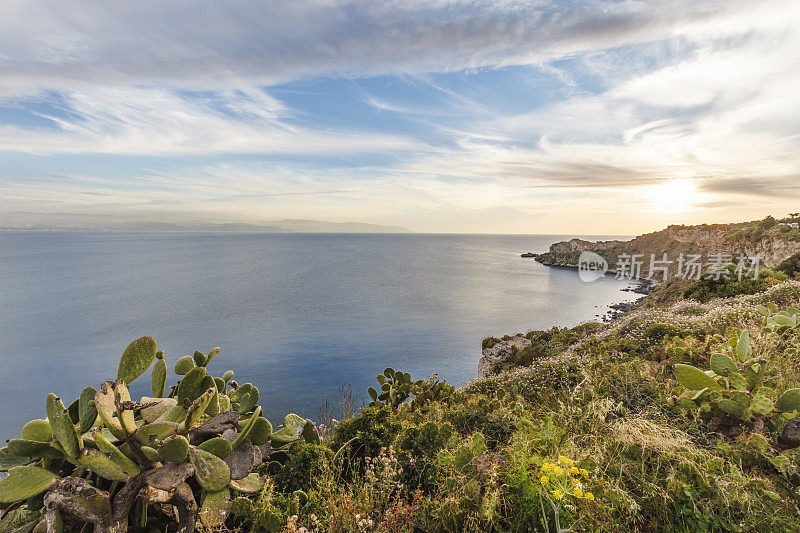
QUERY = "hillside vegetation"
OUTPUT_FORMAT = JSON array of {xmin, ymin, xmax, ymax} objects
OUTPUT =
[{"xmin": 4, "ymin": 238, "xmax": 800, "ymax": 531}]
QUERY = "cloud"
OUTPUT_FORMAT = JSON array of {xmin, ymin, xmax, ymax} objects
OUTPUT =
[
  {"xmin": 390, "ymin": 2, "xmax": 800, "ymax": 200},
  {"xmin": 0, "ymin": 86, "xmax": 421, "ymax": 155},
  {"xmin": 0, "ymin": 0, "xmax": 758, "ymax": 96}
]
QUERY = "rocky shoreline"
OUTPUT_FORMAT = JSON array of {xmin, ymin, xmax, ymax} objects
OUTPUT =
[{"xmin": 476, "ymin": 266, "xmax": 651, "ymax": 378}]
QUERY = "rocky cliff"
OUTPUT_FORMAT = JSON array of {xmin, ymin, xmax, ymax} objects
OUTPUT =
[
  {"xmin": 477, "ymin": 335, "xmax": 531, "ymax": 378},
  {"xmin": 535, "ymin": 218, "xmax": 800, "ymax": 277}
]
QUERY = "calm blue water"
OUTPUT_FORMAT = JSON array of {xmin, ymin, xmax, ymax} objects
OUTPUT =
[{"xmin": 0, "ymin": 232, "xmax": 635, "ymax": 438}]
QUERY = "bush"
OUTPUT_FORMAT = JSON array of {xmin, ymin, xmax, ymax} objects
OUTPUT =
[
  {"xmin": 482, "ymin": 337, "xmax": 501, "ymax": 350},
  {"xmin": 641, "ymin": 323, "xmax": 688, "ymax": 346},
  {"xmin": 684, "ymin": 265, "xmax": 788, "ymax": 302},
  {"xmin": 397, "ymin": 421, "xmax": 453, "ymax": 492},
  {"xmin": 777, "ymin": 251, "xmax": 800, "ymax": 279},
  {"xmin": 331, "ymin": 405, "xmax": 402, "ymax": 474},
  {"xmin": 442, "ymin": 392, "xmax": 516, "ymax": 448},
  {"xmin": 274, "ymin": 442, "xmax": 333, "ymax": 493}
]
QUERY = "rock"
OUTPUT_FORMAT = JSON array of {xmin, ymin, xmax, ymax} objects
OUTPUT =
[
  {"xmin": 192, "ymin": 411, "xmax": 240, "ymax": 440},
  {"xmin": 252, "ymin": 443, "xmax": 262, "ymax": 466},
  {"xmin": 145, "ymin": 462, "xmax": 195, "ymax": 492},
  {"xmin": 779, "ymin": 419, "xmax": 800, "ymax": 448},
  {"xmin": 221, "ymin": 428, "xmax": 237, "ymax": 443},
  {"xmin": 258, "ymin": 443, "xmax": 271, "ymax": 459},
  {"xmin": 477, "ymin": 335, "xmax": 531, "ymax": 378},
  {"xmin": 223, "ymin": 440, "xmax": 254, "ymax": 480}
]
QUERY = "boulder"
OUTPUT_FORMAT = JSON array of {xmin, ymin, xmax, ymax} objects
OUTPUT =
[{"xmin": 477, "ymin": 335, "xmax": 531, "ymax": 378}]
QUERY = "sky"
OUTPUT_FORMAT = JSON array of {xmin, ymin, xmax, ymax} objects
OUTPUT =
[{"xmin": 1, "ymin": 0, "xmax": 799, "ymax": 234}]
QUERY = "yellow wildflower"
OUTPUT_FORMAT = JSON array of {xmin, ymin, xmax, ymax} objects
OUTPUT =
[
  {"xmin": 552, "ymin": 489, "xmax": 563, "ymax": 500},
  {"xmin": 552, "ymin": 465, "xmax": 564, "ymax": 476},
  {"xmin": 540, "ymin": 475, "xmax": 549, "ymax": 485},
  {"xmin": 580, "ymin": 468, "xmax": 589, "ymax": 478},
  {"xmin": 570, "ymin": 466, "xmax": 580, "ymax": 475},
  {"xmin": 558, "ymin": 455, "xmax": 573, "ymax": 466},
  {"xmin": 573, "ymin": 487, "xmax": 584, "ymax": 498},
  {"xmin": 585, "ymin": 492, "xmax": 595, "ymax": 501}
]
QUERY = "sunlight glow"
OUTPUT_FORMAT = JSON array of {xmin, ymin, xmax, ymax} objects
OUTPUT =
[{"xmin": 641, "ymin": 179, "xmax": 699, "ymax": 212}]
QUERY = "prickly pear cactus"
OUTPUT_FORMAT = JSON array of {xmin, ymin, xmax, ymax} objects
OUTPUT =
[
  {"xmin": 0, "ymin": 336, "xmax": 321, "ymax": 533},
  {"xmin": 672, "ymin": 325, "xmax": 800, "ymax": 424},
  {"xmin": 368, "ymin": 367, "xmax": 420, "ymax": 410}
]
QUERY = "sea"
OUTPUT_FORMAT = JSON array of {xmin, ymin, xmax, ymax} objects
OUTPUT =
[{"xmin": 0, "ymin": 232, "xmax": 636, "ymax": 438}]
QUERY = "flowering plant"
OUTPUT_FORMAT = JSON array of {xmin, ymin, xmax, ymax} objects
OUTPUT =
[{"xmin": 533, "ymin": 455, "xmax": 597, "ymax": 531}]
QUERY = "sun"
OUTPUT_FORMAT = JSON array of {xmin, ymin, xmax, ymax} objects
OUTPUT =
[{"xmin": 642, "ymin": 179, "xmax": 698, "ymax": 212}]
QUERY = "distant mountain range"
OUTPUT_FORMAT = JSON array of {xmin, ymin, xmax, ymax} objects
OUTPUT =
[{"xmin": 0, "ymin": 212, "xmax": 412, "ymax": 234}]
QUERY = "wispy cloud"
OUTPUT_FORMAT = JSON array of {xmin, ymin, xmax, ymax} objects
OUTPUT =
[
  {"xmin": 0, "ymin": 0, "xmax": 754, "ymax": 95},
  {"xmin": 0, "ymin": 86, "xmax": 421, "ymax": 155}
]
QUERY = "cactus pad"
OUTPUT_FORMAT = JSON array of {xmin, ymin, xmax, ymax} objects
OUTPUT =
[
  {"xmin": 46, "ymin": 393, "xmax": 81, "ymax": 459},
  {"xmin": 248, "ymin": 417, "xmax": 273, "ymax": 446},
  {"xmin": 145, "ymin": 462, "xmax": 195, "ymax": 492},
  {"xmin": 21, "ymin": 419, "xmax": 53, "ymax": 443},
  {"xmin": 152, "ymin": 352, "xmax": 167, "ymax": 398},
  {"xmin": 177, "ymin": 366, "xmax": 208, "ymax": 405},
  {"xmin": 228, "ymin": 473, "xmax": 265, "ymax": 493},
  {"xmin": 91, "ymin": 430, "xmax": 140, "ymax": 477},
  {"xmin": 231, "ymin": 406, "xmax": 262, "ymax": 449},
  {"xmin": 78, "ymin": 448, "xmax": 138, "ymax": 482},
  {"xmin": 189, "ymin": 446, "xmax": 232, "ymax": 492},
  {"xmin": 158, "ymin": 435, "xmax": 190, "ymax": 463},
  {"xmin": 77, "ymin": 386, "xmax": 98, "ymax": 434},
  {"xmin": 302, "ymin": 420, "xmax": 321, "ymax": 444},
  {"xmin": 0, "ymin": 447, "xmax": 33, "ymax": 471},
  {"xmin": 135, "ymin": 422, "xmax": 179, "ymax": 446},
  {"xmin": 200, "ymin": 487, "xmax": 230, "ymax": 527},
  {"xmin": 141, "ymin": 446, "xmax": 160, "ymax": 462},
  {"xmin": 6, "ymin": 439, "xmax": 59, "ymax": 460},
  {"xmin": 117, "ymin": 336, "xmax": 157, "ymax": 384},
  {"xmin": 0, "ymin": 465, "xmax": 60, "ymax": 503},
  {"xmin": 710, "ymin": 353, "xmax": 737, "ymax": 376},
  {"xmin": 175, "ymin": 355, "xmax": 195, "ymax": 375},
  {"xmin": 94, "ymin": 380, "xmax": 136, "ymax": 438},
  {"xmin": 140, "ymin": 397, "xmax": 178, "ymax": 423},
  {"xmin": 193, "ymin": 350, "xmax": 208, "ymax": 367},
  {"xmin": 777, "ymin": 388, "xmax": 800, "ymax": 413},
  {"xmin": 674, "ymin": 364, "xmax": 721, "ymax": 391},
  {"xmin": 179, "ymin": 388, "xmax": 215, "ymax": 434},
  {"xmin": 199, "ymin": 437, "xmax": 233, "ymax": 459},
  {"xmin": 205, "ymin": 347, "xmax": 221, "ymax": 366},
  {"xmin": 751, "ymin": 388, "xmax": 775, "ymax": 416}
]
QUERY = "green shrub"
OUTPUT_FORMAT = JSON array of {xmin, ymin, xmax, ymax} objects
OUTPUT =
[
  {"xmin": 482, "ymin": 337, "xmax": 501, "ymax": 350},
  {"xmin": 777, "ymin": 250, "xmax": 800, "ymax": 279},
  {"xmin": 0, "ymin": 337, "xmax": 317, "ymax": 532},
  {"xmin": 397, "ymin": 421, "xmax": 453, "ymax": 492},
  {"xmin": 442, "ymin": 393, "xmax": 516, "ymax": 448},
  {"xmin": 684, "ymin": 265, "xmax": 788, "ymax": 302},
  {"xmin": 642, "ymin": 322, "xmax": 688, "ymax": 346},
  {"xmin": 331, "ymin": 405, "xmax": 402, "ymax": 474},
  {"xmin": 274, "ymin": 442, "xmax": 333, "ymax": 493}
]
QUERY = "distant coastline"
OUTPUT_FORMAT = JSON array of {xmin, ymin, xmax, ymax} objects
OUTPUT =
[{"xmin": 0, "ymin": 214, "xmax": 412, "ymax": 234}]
